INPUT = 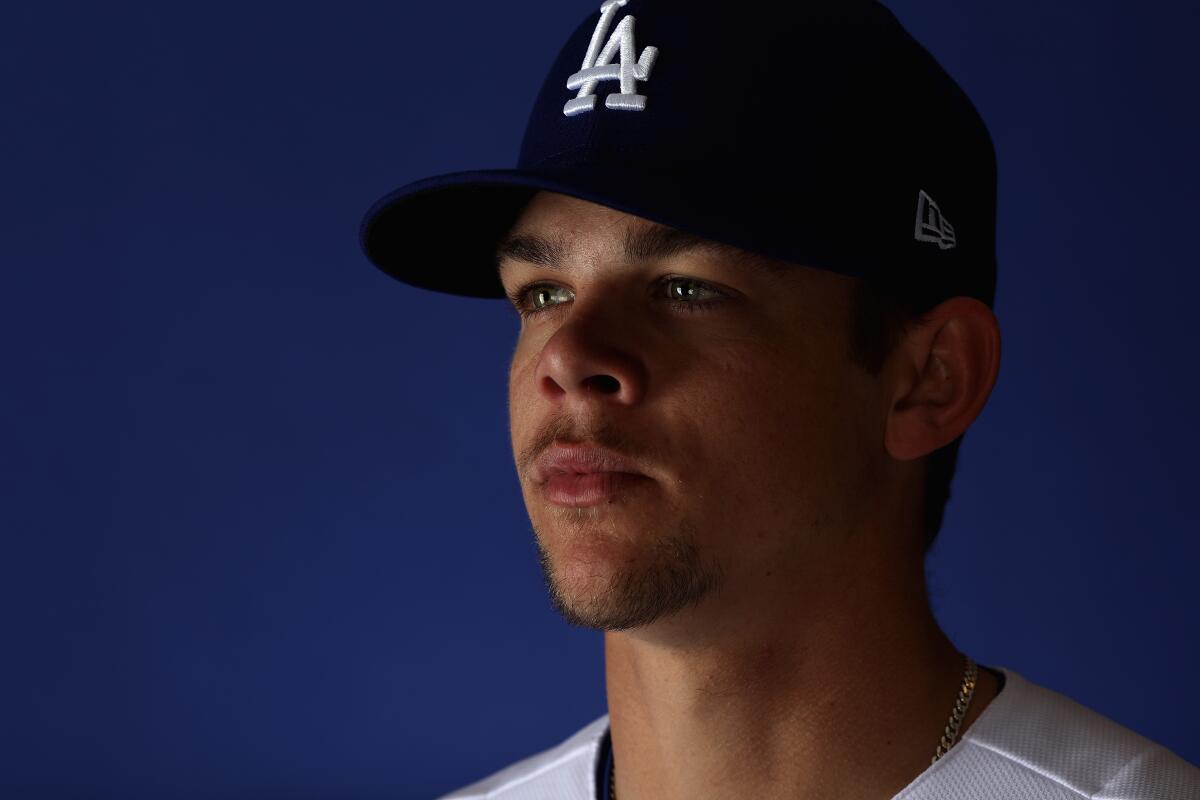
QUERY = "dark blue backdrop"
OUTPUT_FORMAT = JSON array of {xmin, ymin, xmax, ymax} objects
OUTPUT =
[{"xmin": 3, "ymin": 1, "xmax": 1197, "ymax": 797}]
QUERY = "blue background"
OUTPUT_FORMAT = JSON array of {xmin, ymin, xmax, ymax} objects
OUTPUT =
[{"xmin": 3, "ymin": 1, "xmax": 1197, "ymax": 797}]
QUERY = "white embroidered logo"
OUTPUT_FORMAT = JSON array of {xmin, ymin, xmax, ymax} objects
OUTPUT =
[
  {"xmin": 564, "ymin": 0, "xmax": 659, "ymax": 117},
  {"xmin": 914, "ymin": 189, "xmax": 957, "ymax": 250}
]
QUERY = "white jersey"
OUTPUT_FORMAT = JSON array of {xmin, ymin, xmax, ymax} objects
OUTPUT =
[{"xmin": 438, "ymin": 666, "xmax": 1199, "ymax": 799}]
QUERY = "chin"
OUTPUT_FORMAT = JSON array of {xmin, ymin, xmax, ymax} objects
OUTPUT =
[{"xmin": 531, "ymin": 520, "xmax": 725, "ymax": 631}]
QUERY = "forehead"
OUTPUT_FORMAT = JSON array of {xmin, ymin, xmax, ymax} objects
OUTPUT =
[{"xmin": 496, "ymin": 191, "xmax": 795, "ymax": 281}]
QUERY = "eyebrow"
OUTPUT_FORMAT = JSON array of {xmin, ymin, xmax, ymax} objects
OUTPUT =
[{"xmin": 494, "ymin": 224, "xmax": 793, "ymax": 279}]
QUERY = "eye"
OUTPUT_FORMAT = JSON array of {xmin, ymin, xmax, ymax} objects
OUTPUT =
[
  {"xmin": 662, "ymin": 276, "xmax": 727, "ymax": 312},
  {"xmin": 508, "ymin": 282, "xmax": 574, "ymax": 317},
  {"xmin": 506, "ymin": 276, "xmax": 729, "ymax": 319}
]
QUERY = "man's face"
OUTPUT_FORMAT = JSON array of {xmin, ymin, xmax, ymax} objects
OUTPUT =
[{"xmin": 501, "ymin": 192, "xmax": 886, "ymax": 632}]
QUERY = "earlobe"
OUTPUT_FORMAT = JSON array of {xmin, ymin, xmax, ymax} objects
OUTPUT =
[{"xmin": 883, "ymin": 297, "xmax": 1001, "ymax": 462}]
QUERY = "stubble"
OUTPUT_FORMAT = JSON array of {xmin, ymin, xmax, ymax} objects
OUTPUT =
[{"xmin": 532, "ymin": 519, "xmax": 724, "ymax": 631}]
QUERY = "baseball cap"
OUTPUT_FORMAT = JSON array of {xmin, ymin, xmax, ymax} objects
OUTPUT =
[{"xmin": 360, "ymin": 0, "xmax": 997, "ymax": 307}]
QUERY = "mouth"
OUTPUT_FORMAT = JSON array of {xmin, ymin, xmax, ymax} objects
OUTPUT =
[
  {"xmin": 541, "ymin": 470, "xmax": 652, "ymax": 507},
  {"xmin": 532, "ymin": 442, "xmax": 652, "ymax": 508}
]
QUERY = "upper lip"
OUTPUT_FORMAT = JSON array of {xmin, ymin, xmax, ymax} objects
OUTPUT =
[{"xmin": 532, "ymin": 442, "xmax": 648, "ymax": 485}]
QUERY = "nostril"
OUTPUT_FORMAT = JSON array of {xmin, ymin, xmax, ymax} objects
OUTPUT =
[{"xmin": 583, "ymin": 374, "xmax": 621, "ymax": 394}]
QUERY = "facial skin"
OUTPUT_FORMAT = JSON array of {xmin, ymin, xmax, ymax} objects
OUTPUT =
[
  {"xmin": 499, "ymin": 190, "xmax": 1003, "ymax": 800},
  {"xmin": 504, "ymin": 191, "xmax": 900, "ymax": 637}
]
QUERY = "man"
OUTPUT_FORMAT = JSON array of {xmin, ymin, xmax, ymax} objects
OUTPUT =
[{"xmin": 360, "ymin": 1, "xmax": 1199, "ymax": 798}]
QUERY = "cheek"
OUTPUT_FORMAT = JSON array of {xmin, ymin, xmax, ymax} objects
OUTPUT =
[
  {"xmin": 507, "ymin": 347, "xmax": 537, "ymax": 438},
  {"xmin": 679, "ymin": 345, "xmax": 871, "ymax": 533},
  {"xmin": 508, "ymin": 334, "xmax": 543, "ymax": 393}
]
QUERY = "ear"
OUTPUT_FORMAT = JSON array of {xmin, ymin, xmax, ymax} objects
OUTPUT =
[{"xmin": 883, "ymin": 297, "xmax": 1001, "ymax": 461}]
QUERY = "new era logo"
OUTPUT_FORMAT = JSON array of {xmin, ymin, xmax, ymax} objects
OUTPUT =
[{"xmin": 914, "ymin": 189, "xmax": 956, "ymax": 250}]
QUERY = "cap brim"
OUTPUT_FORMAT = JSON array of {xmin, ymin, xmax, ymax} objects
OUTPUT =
[
  {"xmin": 362, "ymin": 168, "xmax": 678, "ymax": 300},
  {"xmin": 360, "ymin": 166, "xmax": 800, "ymax": 300}
]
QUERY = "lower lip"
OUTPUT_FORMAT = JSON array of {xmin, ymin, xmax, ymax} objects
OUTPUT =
[{"xmin": 542, "ymin": 472, "xmax": 649, "ymax": 507}]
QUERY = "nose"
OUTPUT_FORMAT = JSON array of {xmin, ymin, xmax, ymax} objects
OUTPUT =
[{"xmin": 533, "ymin": 305, "xmax": 647, "ymax": 408}]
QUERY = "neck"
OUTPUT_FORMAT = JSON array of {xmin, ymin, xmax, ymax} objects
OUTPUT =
[{"xmin": 603, "ymin": 542, "xmax": 999, "ymax": 800}]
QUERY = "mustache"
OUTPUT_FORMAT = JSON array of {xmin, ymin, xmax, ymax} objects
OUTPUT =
[{"xmin": 517, "ymin": 415, "xmax": 645, "ymax": 474}]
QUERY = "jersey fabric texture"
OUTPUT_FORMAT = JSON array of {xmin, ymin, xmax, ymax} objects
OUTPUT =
[{"xmin": 437, "ymin": 666, "xmax": 1199, "ymax": 799}]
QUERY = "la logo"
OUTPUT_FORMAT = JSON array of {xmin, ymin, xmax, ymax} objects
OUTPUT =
[{"xmin": 564, "ymin": 0, "xmax": 659, "ymax": 117}]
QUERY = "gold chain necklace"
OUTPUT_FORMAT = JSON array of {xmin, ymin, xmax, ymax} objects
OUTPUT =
[{"xmin": 608, "ymin": 654, "xmax": 979, "ymax": 800}]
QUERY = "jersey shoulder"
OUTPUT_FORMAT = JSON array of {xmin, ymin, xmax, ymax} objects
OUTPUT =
[
  {"xmin": 436, "ymin": 714, "xmax": 608, "ymax": 800},
  {"xmin": 897, "ymin": 666, "xmax": 1199, "ymax": 800}
]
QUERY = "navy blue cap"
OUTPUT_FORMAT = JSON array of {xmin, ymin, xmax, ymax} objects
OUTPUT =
[{"xmin": 360, "ymin": 0, "xmax": 997, "ymax": 307}]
